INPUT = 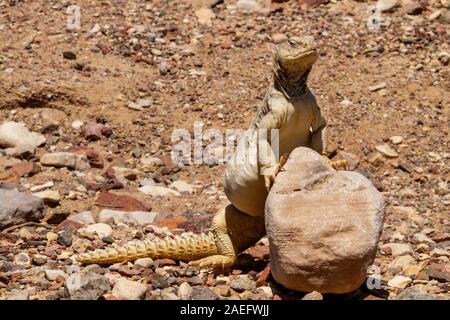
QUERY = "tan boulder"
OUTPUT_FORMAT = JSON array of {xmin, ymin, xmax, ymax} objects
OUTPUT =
[{"xmin": 265, "ymin": 147, "xmax": 385, "ymax": 294}]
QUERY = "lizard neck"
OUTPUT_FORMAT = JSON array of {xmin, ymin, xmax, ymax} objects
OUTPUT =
[{"xmin": 273, "ymin": 64, "xmax": 311, "ymax": 98}]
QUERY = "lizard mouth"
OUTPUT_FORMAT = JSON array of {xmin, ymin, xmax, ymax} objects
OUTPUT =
[{"xmin": 285, "ymin": 49, "xmax": 317, "ymax": 60}]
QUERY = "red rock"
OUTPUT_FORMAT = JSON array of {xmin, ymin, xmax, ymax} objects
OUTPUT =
[
  {"xmin": 246, "ymin": 244, "xmax": 270, "ymax": 260},
  {"xmin": 67, "ymin": 147, "xmax": 104, "ymax": 168},
  {"xmin": 154, "ymin": 258, "xmax": 177, "ymax": 267},
  {"xmin": 299, "ymin": 0, "xmax": 329, "ymax": 7},
  {"xmin": 86, "ymin": 167, "xmax": 124, "ymax": 191},
  {"xmin": 83, "ymin": 122, "xmax": 104, "ymax": 141},
  {"xmin": 102, "ymin": 294, "xmax": 119, "ymax": 300},
  {"xmin": 95, "ymin": 192, "xmax": 150, "ymax": 212},
  {"xmin": 153, "ymin": 215, "xmax": 187, "ymax": 230},
  {"xmin": 11, "ymin": 161, "xmax": 40, "ymax": 177},
  {"xmin": 270, "ymin": 2, "xmax": 283, "ymax": 12},
  {"xmin": 256, "ymin": 263, "xmax": 271, "ymax": 287},
  {"xmin": 431, "ymin": 233, "xmax": 450, "ymax": 243},
  {"xmin": 56, "ymin": 219, "xmax": 83, "ymax": 233}
]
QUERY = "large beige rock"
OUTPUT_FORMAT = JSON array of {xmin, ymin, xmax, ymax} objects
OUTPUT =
[{"xmin": 265, "ymin": 147, "xmax": 385, "ymax": 294}]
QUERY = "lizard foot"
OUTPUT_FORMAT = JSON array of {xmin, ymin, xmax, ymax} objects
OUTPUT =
[
  {"xmin": 188, "ymin": 255, "xmax": 236, "ymax": 269},
  {"xmin": 322, "ymin": 155, "xmax": 347, "ymax": 170}
]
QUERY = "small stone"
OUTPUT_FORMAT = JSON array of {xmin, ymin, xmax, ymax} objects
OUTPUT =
[
  {"xmin": 186, "ymin": 276, "xmax": 204, "ymax": 286},
  {"xmin": 195, "ymin": 8, "xmax": 215, "ymax": 25},
  {"xmin": 69, "ymin": 272, "xmax": 111, "ymax": 300},
  {"xmin": 112, "ymin": 278, "xmax": 147, "ymax": 300},
  {"xmin": 7, "ymin": 289, "xmax": 29, "ymax": 300},
  {"xmin": 302, "ymin": 291, "xmax": 323, "ymax": 300},
  {"xmin": 390, "ymin": 255, "xmax": 416, "ymax": 270},
  {"xmin": 152, "ymin": 273, "xmax": 169, "ymax": 289},
  {"xmin": 14, "ymin": 252, "xmax": 31, "ymax": 267},
  {"xmin": 428, "ymin": 10, "xmax": 441, "ymax": 20},
  {"xmin": 188, "ymin": 287, "xmax": 220, "ymax": 300},
  {"xmin": 86, "ymin": 223, "xmax": 113, "ymax": 238},
  {"xmin": 67, "ymin": 211, "xmax": 95, "ymax": 225},
  {"xmin": 376, "ymin": 0, "xmax": 398, "ymax": 12},
  {"xmin": 213, "ymin": 285, "xmax": 231, "ymax": 297},
  {"xmin": 375, "ymin": 144, "xmax": 398, "ymax": 158},
  {"xmin": 169, "ymin": 180, "xmax": 194, "ymax": 194},
  {"xmin": 134, "ymin": 258, "xmax": 153, "ymax": 268},
  {"xmin": 95, "ymin": 192, "xmax": 150, "ymax": 212},
  {"xmin": 368, "ymin": 81, "xmax": 387, "ymax": 92},
  {"xmin": 396, "ymin": 288, "xmax": 439, "ymax": 300},
  {"xmin": 83, "ymin": 122, "xmax": 105, "ymax": 141},
  {"xmin": 71, "ymin": 120, "xmax": 84, "ymax": 130},
  {"xmin": 139, "ymin": 185, "xmax": 181, "ymax": 197},
  {"xmin": 387, "ymin": 275, "xmax": 412, "ymax": 289},
  {"xmin": 272, "ymin": 33, "xmax": 288, "ymax": 43},
  {"xmin": 229, "ymin": 275, "xmax": 256, "ymax": 292},
  {"xmin": 33, "ymin": 190, "xmax": 60, "ymax": 205},
  {"xmin": 390, "ymin": 136, "xmax": 403, "ymax": 144},
  {"xmin": 40, "ymin": 152, "xmax": 90, "ymax": 171},
  {"xmin": 178, "ymin": 282, "xmax": 193, "ymax": 299},
  {"xmin": 63, "ymin": 51, "xmax": 77, "ymax": 60},
  {"xmin": 32, "ymin": 254, "xmax": 47, "ymax": 266},
  {"xmin": 45, "ymin": 269, "xmax": 67, "ymax": 281},
  {"xmin": 57, "ymin": 231, "xmax": 72, "ymax": 247},
  {"xmin": 46, "ymin": 231, "xmax": 58, "ymax": 241},
  {"xmin": 0, "ymin": 189, "xmax": 44, "ymax": 230},
  {"xmin": 382, "ymin": 243, "xmax": 413, "ymax": 257},
  {"xmin": 430, "ymin": 248, "xmax": 450, "ymax": 258},
  {"xmin": 0, "ymin": 121, "xmax": 46, "ymax": 156}
]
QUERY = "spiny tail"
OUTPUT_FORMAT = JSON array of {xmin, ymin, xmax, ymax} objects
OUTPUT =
[{"xmin": 76, "ymin": 232, "xmax": 218, "ymax": 265}]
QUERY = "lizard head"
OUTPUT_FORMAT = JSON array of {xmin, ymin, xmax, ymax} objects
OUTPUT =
[{"xmin": 275, "ymin": 36, "xmax": 318, "ymax": 76}]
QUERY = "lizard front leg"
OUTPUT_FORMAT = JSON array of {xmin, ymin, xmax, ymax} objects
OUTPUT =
[{"xmin": 188, "ymin": 204, "xmax": 266, "ymax": 269}]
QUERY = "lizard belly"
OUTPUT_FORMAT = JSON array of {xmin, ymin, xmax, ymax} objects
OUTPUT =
[{"xmin": 224, "ymin": 161, "xmax": 267, "ymax": 217}]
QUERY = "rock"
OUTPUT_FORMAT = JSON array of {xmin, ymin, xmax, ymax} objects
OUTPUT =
[
  {"xmin": 7, "ymin": 289, "xmax": 29, "ymax": 300},
  {"xmin": 152, "ymin": 273, "xmax": 170, "ymax": 289},
  {"xmin": 127, "ymin": 98, "xmax": 152, "ymax": 111},
  {"xmin": 368, "ymin": 82, "xmax": 387, "ymax": 92},
  {"xmin": 272, "ymin": 33, "xmax": 288, "ymax": 43},
  {"xmin": 67, "ymin": 211, "xmax": 96, "ymax": 225},
  {"xmin": 178, "ymin": 282, "xmax": 193, "ymax": 299},
  {"xmin": 302, "ymin": 291, "xmax": 323, "ymax": 300},
  {"xmin": 67, "ymin": 147, "xmax": 104, "ymax": 168},
  {"xmin": 1, "ymin": 161, "xmax": 40, "ymax": 182},
  {"xmin": 391, "ymin": 206, "xmax": 424, "ymax": 225},
  {"xmin": 390, "ymin": 255, "xmax": 416, "ymax": 270},
  {"xmin": 46, "ymin": 231, "xmax": 58, "ymax": 241},
  {"xmin": 376, "ymin": 0, "xmax": 398, "ymax": 12},
  {"xmin": 95, "ymin": 192, "xmax": 150, "ymax": 212},
  {"xmin": 98, "ymin": 209, "xmax": 157, "ymax": 226},
  {"xmin": 69, "ymin": 272, "xmax": 111, "ymax": 300},
  {"xmin": 0, "ymin": 189, "xmax": 44, "ymax": 230},
  {"xmin": 71, "ymin": 120, "xmax": 84, "ymax": 130},
  {"xmin": 229, "ymin": 275, "xmax": 256, "ymax": 292},
  {"xmin": 382, "ymin": 243, "xmax": 413, "ymax": 257},
  {"xmin": 63, "ymin": 51, "xmax": 77, "ymax": 60},
  {"xmin": 188, "ymin": 287, "xmax": 220, "ymax": 300},
  {"xmin": 112, "ymin": 278, "xmax": 147, "ymax": 300},
  {"xmin": 0, "ymin": 122, "xmax": 45, "ymax": 156},
  {"xmin": 33, "ymin": 190, "xmax": 60, "ymax": 205},
  {"xmin": 30, "ymin": 181, "xmax": 54, "ymax": 192},
  {"xmin": 45, "ymin": 269, "xmax": 67, "ymax": 281},
  {"xmin": 195, "ymin": 8, "xmax": 215, "ymax": 25},
  {"xmin": 387, "ymin": 275, "xmax": 412, "ymax": 289},
  {"xmin": 139, "ymin": 185, "xmax": 181, "ymax": 197},
  {"xmin": 169, "ymin": 180, "xmax": 194, "ymax": 194},
  {"xmin": 83, "ymin": 122, "xmax": 108, "ymax": 141},
  {"xmin": 428, "ymin": 10, "xmax": 441, "ymax": 20},
  {"xmin": 430, "ymin": 248, "xmax": 449, "ymax": 258},
  {"xmin": 334, "ymin": 151, "xmax": 360, "ymax": 171},
  {"xmin": 265, "ymin": 147, "xmax": 385, "ymax": 294},
  {"xmin": 237, "ymin": 0, "xmax": 268, "ymax": 11},
  {"xmin": 401, "ymin": 1, "xmax": 423, "ymax": 15},
  {"xmin": 298, "ymin": 0, "xmax": 329, "ymax": 7},
  {"xmin": 14, "ymin": 252, "xmax": 31, "ymax": 267},
  {"xmin": 396, "ymin": 288, "xmax": 439, "ymax": 300},
  {"xmin": 375, "ymin": 144, "xmax": 398, "ymax": 158},
  {"xmin": 390, "ymin": 136, "xmax": 403, "ymax": 144},
  {"xmin": 425, "ymin": 269, "xmax": 450, "ymax": 282},
  {"xmin": 86, "ymin": 223, "xmax": 113, "ymax": 238},
  {"xmin": 40, "ymin": 152, "xmax": 90, "ymax": 171},
  {"xmin": 57, "ymin": 231, "xmax": 73, "ymax": 247},
  {"xmin": 32, "ymin": 254, "xmax": 47, "ymax": 266},
  {"xmin": 134, "ymin": 258, "xmax": 153, "ymax": 268},
  {"xmin": 112, "ymin": 167, "xmax": 139, "ymax": 181}
]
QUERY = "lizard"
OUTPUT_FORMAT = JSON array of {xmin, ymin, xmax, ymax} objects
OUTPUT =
[{"xmin": 76, "ymin": 36, "xmax": 345, "ymax": 268}]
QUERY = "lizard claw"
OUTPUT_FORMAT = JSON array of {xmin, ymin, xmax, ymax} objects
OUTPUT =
[{"xmin": 264, "ymin": 174, "xmax": 276, "ymax": 192}]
